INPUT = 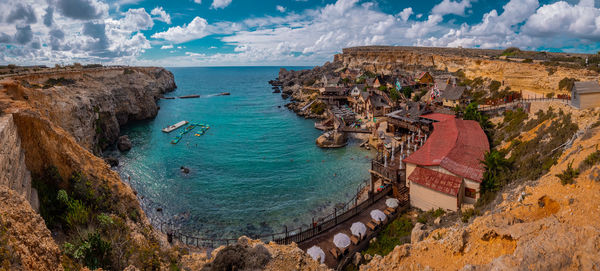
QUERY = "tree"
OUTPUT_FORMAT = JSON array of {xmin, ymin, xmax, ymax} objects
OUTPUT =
[
  {"xmin": 463, "ymin": 102, "xmax": 495, "ymax": 145},
  {"xmin": 481, "ymin": 150, "xmax": 511, "ymax": 193}
]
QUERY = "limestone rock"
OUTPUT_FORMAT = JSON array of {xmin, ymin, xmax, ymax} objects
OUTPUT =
[
  {"xmin": 445, "ymin": 229, "xmax": 467, "ymax": 254},
  {"xmin": 104, "ymin": 157, "xmax": 119, "ymax": 167},
  {"xmin": 434, "ymin": 217, "xmax": 441, "ymax": 225},
  {"xmin": 353, "ymin": 252, "xmax": 363, "ymax": 265},
  {"xmin": 117, "ymin": 135, "xmax": 132, "ymax": 151},
  {"xmin": 589, "ymin": 166, "xmax": 600, "ymax": 182},
  {"xmin": 411, "ymin": 222, "xmax": 428, "ymax": 244}
]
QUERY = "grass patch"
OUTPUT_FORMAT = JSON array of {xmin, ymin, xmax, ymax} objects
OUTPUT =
[
  {"xmin": 461, "ymin": 209, "xmax": 479, "ymax": 223},
  {"xmin": 363, "ymin": 216, "xmax": 412, "ymax": 256}
]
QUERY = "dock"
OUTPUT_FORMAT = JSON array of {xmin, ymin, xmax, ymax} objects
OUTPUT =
[{"xmin": 162, "ymin": 120, "xmax": 188, "ymax": 133}]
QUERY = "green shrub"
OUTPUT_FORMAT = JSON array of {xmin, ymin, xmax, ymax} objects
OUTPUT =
[
  {"xmin": 522, "ymin": 59, "xmax": 533, "ymax": 63},
  {"xmin": 310, "ymin": 102, "xmax": 326, "ymax": 115},
  {"xmin": 546, "ymin": 92, "xmax": 555, "ymax": 98},
  {"xmin": 64, "ymin": 232, "xmax": 112, "ymax": 270},
  {"xmin": 461, "ymin": 208, "xmax": 479, "ymax": 223},
  {"xmin": 558, "ymin": 77, "xmax": 577, "ymax": 91},
  {"xmin": 556, "ymin": 161, "xmax": 579, "ymax": 185},
  {"xmin": 502, "ymin": 47, "xmax": 521, "ymax": 56},
  {"xmin": 489, "ymin": 80, "xmax": 501, "ymax": 92},
  {"xmin": 363, "ymin": 217, "xmax": 412, "ymax": 256},
  {"xmin": 580, "ymin": 149, "xmax": 600, "ymax": 171}
]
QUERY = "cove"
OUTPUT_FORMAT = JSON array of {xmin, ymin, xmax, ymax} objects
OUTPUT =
[{"xmin": 108, "ymin": 67, "xmax": 371, "ymax": 240}]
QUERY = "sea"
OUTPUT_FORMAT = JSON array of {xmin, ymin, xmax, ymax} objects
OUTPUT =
[{"xmin": 106, "ymin": 67, "xmax": 372, "ymax": 240}]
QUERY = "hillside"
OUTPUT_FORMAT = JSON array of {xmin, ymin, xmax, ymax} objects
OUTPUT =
[
  {"xmin": 0, "ymin": 67, "xmax": 179, "ymax": 270},
  {"xmin": 360, "ymin": 102, "xmax": 600, "ymax": 270}
]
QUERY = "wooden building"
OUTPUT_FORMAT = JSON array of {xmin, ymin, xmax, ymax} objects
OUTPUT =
[
  {"xmin": 403, "ymin": 118, "xmax": 489, "ymax": 211},
  {"xmin": 416, "ymin": 72, "xmax": 434, "ymax": 85},
  {"xmin": 571, "ymin": 81, "xmax": 600, "ymax": 109}
]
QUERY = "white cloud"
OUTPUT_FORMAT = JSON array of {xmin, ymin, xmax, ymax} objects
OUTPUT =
[
  {"xmin": 432, "ymin": 0, "xmax": 472, "ymax": 16},
  {"xmin": 398, "ymin": 7, "xmax": 413, "ymax": 22},
  {"xmin": 114, "ymin": 8, "xmax": 153, "ymax": 32},
  {"xmin": 161, "ymin": 44, "xmax": 173, "ymax": 49},
  {"xmin": 211, "ymin": 0, "xmax": 232, "ymax": 9},
  {"xmin": 151, "ymin": 7, "xmax": 171, "ymax": 24},
  {"xmin": 151, "ymin": 17, "xmax": 210, "ymax": 43},
  {"xmin": 522, "ymin": 0, "xmax": 600, "ymax": 41},
  {"xmin": 276, "ymin": 5, "xmax": 286, "ymax": 13}
]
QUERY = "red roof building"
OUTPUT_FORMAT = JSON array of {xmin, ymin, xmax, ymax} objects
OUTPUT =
[
  {"xmin": 403, "ymin": 118, "xmax": 489, "ymax": 211},
  {"xmin": 420, "ymin": 113, "xmax": 455, "ymax": 123},
  {"xmin": 408, "ymin": 167, "xmax": 462, "ymax": 196}
]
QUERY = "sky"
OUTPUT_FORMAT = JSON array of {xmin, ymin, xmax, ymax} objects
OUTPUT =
[{"xmin": 1, "ymin": 0, "xmax": 600, "ymax": 67}]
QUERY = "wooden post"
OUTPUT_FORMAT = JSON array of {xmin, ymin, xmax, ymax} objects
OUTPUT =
[{"xmin": 334, "ymin": 208, "xmax": 337, "ymax": 224}]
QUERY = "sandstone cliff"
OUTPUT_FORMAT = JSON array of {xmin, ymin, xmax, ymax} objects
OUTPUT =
[
  {"xmin": 338, "ymin": 46, "xmax": 599, "ymax": 94},
  {"xmin": 0, "ymin": 67, "xmax": 177, "ymax": 270},
  {"xmin": 5, "ymin": 67, "xmax": 176, "ymax": 153}
]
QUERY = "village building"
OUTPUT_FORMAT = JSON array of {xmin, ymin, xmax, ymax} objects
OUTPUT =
[
  {"xmin": 322, "ymin": 75, "xmax": 341, "ymax": 87},
  {"xmin": 341, "ymin": 69, "xmax": 360, "ymax": 80},
  {"xmin": 365, "ymin": 78, "xmax": 376, "ymax": 88},
  {"xmin": 384, "ymin": 102, "xmax": 432, "ymax": 133},
  {"xmin": 571, "ymin": 81, "xmax": 600, "ymax": 109},
  {"xmin": 402, "ymin": 118, "xmax": 489, "ymax": 211},
  {"xmin": 437, "ymin": 85, "xmax": 467, "ymax": 108},
  {"xmin": 366, "ymin": 94, "xmax": 391, "ymax": 120},
  {"xmin": 416, "ymin": 72, "xmax": 434, "ymax": 85}
]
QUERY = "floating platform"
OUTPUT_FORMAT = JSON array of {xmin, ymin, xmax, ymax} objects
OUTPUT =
[{"xmin": 162, "ymin": 120, "xmax": 188, "ymax": 133}]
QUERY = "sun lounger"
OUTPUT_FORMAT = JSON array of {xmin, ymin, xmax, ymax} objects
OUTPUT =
[
  {"xmin": 351, "ymin": 235, "xmax": 359, "ymax": 245},
  {"xmin": 372, "ymin": 219, "xmax": 382, "ymax": 226},
  {"xmin": 386, "ymin": 207, "xmax": 396, "ymax": 214},
  {"xmin": 366, "ymin": 221, "xmax": 377, "ymax": 231},
  {"xmin": 384, "ymin": 209, "xmax": 393, "ymax": 216},
  {"xmin": 330, "ymin": 248, "xmax": 340, "ymax": 259}
]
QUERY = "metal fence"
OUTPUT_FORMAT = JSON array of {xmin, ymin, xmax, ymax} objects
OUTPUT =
[{"xmin": 145, "ymin": 180, "xmax": 398, "ymax": 249}]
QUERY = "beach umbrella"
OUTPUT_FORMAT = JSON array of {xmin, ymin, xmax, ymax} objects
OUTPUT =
[
  {"xmin": 306, "ymin": 246, "xmax": 325, "ymax": 264},
  {"xmin": 333, "ymin": 233, "xmax": 351, "ymax": 248},
  {"xmin": 371, "ymin": 209, "xmax": 387, "ymax": 222},
  {"xmin": 386, "ymin": 198, "xmax": 400, "ymax": 208},
  {"xmin": 350, "ymin": 222, "xmax": 367, "ymax": 237}
]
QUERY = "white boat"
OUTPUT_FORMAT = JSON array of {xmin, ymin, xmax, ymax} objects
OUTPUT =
[{"xmin": 162, "ymin": 121, "xmax": 188, "ymax": 133}]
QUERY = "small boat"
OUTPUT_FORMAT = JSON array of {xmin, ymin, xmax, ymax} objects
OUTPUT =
[
  {"xmin": 179, "ymin": 95, "xmax": 200, "ymax": 99},
  {"xmin": 162, "ymin": 121, "xmax": 188, "ymax": 133},
  {"xmin": 218, "ymin": 92, "xmax": 230, "ymax": 96}
]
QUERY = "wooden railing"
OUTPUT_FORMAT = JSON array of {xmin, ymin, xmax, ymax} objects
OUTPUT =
[{"xmin": 371, "ymin": 156, "xmax": 400, "ymax": 183}]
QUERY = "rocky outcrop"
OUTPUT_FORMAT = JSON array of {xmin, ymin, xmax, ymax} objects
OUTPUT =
[
  {"xmin": 0, "ymin": 185, "xmax": 62, "ymax": 271},
  {"xmin": 338, "ymin": 46, "xmax": 599, "ymax": 94},
  {"xmin": 181, "ymin": 236, "xmax": 331, "ymax": 271},
  {"xmin": 316, "ymin": 130, "xmax": 347, "ymax": 148},
  {"xmin": 4, "ymin": 67, "xmax": 176, "ymax": 153},
  {"xmin": 117, "ymin": 135, "xmax": 132, "ymax": 152},
  {"xmin": 0, "ymin": 114, "xmax": 36, "ymax": 210},
  {"xmin": 0, "ymin": 67, "xmax": 175, "ymax": 270}
]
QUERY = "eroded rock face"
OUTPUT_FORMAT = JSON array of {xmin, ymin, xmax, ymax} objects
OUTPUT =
[
  {"xmin": 411, "ymin": 223, "xmax": 428, "ymax": 244},
  {"xmin": 4, "ymin": 67, "xmax": 176, "ymax": 154},
  {"xmin": 0, "ymin": 186, "xmax": 62, "ymax": 271}
]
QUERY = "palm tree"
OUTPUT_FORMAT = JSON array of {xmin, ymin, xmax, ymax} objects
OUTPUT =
[{"xmin": 481, "ymin": 150, "xmax": 511, "ymax": 193}]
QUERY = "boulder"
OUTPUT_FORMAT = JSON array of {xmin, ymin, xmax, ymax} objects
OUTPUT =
[
  {"xmin": 104, "ymin": 157, "xmax": 119, "ymax": 167},
  {"xmin": 434, "ymin": 217, "xmax": 441, "ymax": 225},
  {"xmin": 411, "ymin": 223, "xmax": 429, "ymax": 244},
  {"xmin": 445, "ymin": 229, "xmax": 467, "ymax": 254},
  {"xmin": 353, "ymin": 252, "xmax": 363, "ymax": 265},
  {"xmin": 117, "ymin": 135, "xmax": 132, "ymax": 151}
]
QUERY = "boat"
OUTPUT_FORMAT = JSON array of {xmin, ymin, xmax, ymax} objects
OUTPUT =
[
  {"xmin": 162, "ymin": 121, "xmax": 188, "ymax": 133},
  {"xmin": 218, "ymin": 92, "xmax": 230, "ymax": 96},
  {"xmin": 179, "ymin": 95, "xmax": 201, "ymax": 99}
]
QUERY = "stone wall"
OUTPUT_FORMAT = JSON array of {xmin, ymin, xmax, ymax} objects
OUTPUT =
[{"xmin": 0, "ymin": 114, "xmax": 37, "ymax": 210}]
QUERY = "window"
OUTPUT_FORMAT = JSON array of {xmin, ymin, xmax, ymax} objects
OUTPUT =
[{"xmin": 465, "ymin": 188, "xmax": 477, "ymax": 199}]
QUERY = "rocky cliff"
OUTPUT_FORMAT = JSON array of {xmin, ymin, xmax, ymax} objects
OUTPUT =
[
  {"xmin": 337, "ymin": 46, "xmax": 599, "ymax": 94},
  {"xmin": 0, "ymin": 114, "xmax": 36, "ymax": 210},
  {"xmin": 5, "ymin": 67, "xmax": 176, "ymax": 153},
  {"xmin": 0, "ymin": 67, "xmax": 177, "ymax": 270}
]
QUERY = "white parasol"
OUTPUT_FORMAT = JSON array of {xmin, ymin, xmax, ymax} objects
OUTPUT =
[
  {"xmin": 371, "ymin": 209, "xmax": 387, "ymax": 222},
  {"xmin": 333, "ymin": 233, "xmax": 351, "ymax": 248},
  {"xmin": 386, "ymin": 198, "xmax": 400, "ymax": 209},
  {"xmin": 350, "ymin": 222, "xmax": 367, "ymax": 237},
  {"xmin": 306, "ymin": 246, "xmax": 325, "ymax": 264}
]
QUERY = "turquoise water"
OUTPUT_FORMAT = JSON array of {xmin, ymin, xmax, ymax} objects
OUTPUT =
[{"xmin": 110, "ymin": 67, "xmax": 371, "ymax": 239}]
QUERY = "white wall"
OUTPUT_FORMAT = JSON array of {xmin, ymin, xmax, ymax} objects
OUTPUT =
[{"xmin": 410, "ymin": 182, "xmax": 459, "ymax": 212}]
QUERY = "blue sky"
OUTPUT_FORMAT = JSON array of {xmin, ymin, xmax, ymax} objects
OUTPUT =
[{"xmin": 1, "ymin": 0, "xmax": 599, "ymax": 66}]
